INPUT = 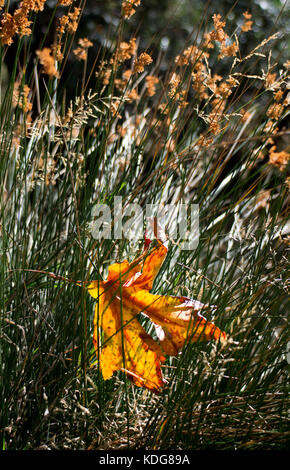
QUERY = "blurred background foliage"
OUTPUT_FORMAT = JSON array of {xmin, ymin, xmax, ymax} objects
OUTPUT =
[
  {"xmin": 4, "ymin": 0, "xmax": 290, "ymax": 100},
  {"xmin": 89, "ymin": 0, "xmax": 289, "ymax": 60}
]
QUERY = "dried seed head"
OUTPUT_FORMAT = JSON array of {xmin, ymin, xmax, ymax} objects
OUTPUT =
[
  {"xmin": 133, "ymin": 52, "xmax": 152, "ymax": 73},
  {"xmin": 36, "ymin": 47, "xmax": 59, "ymax": 78}
]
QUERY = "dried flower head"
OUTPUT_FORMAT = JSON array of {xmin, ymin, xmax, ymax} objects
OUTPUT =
[
  {"xmin": 122, "ymin": 0, "xmax": 141, "ymax": 19},
  {"xmin": 0, "ymin": 13, "xmax": 18, "ymax": 45},
  {"xmin": 57, "ymin": 14, "xmax": 69, "ymax": 35},
  {"xmin": 205, "ymin": 73, "xmax": 222, "ymax": 94},
  {"xmin": 117, "ymin": 38, "xmax": 136, "ymax": 62},
  {"xmin": 54, "ymin": 7, "xmax": 81, "ymax": 63},
  {"xmin": 168, "ymin": 72, "xmax": 181, "ymax": 99},
  {"xmin": 264, "ymin": 120, "xmax": 278, "ymax": 145},
  {"xmin": 0, "ymin": 0, "xmax": 46, "ymax": 45},
  {"xmin": 57, "ymin": 0, "xmax": 74, "ymax": 5},
  {"xmin": 217, "ymin": 76, "xmax": 238, "ymax": 98},
  {"xmin": 197, "ymin": 135, "xmax": 214, "ymax": 148},
  {"xmin": 265, "ymin": 72, "xmax": 277, "ymax": 89},
  {"xmin": 146, "ymin": 75, "xmax": 159, "ymax": 97},
  {"xmin": 126, "ymin": 88, "xmax": 139, "ymax": 102},
  {"xmin": 241, "ymin": 11, "xmax": 253, "ymax": 32},
  {"xmin": 123, "ymin": 69, "xmax": 132, "ymax": 81},
  {"xmin": 269, "ymin": 146, "xmax": 290, "ymax": 171},
  {"xmin": 218, "ymin": 41, "xmax": 239, "ymax": 59},
  {"xmin": 175, "ymin": 45, "xmax": 202, "ymax": 66},
  {"xmin": 133, "ymin": 52, "xmax": 152, "ymax": 73},
  {"xmin": 51, "ymin": 42, "xmax": 64, "ymax": 62},
  {"xmin": 274, "ymin": 90, "xmax": 283, "ymax": 102},
  {"xmin": 266, "ymin": 102, "xmax": 284, "ymax": 120},
  {"xmin": 192, "ymin": 70, "xmax": 208, "ymax": 100},
  {"xmin": 203, "ymin": 32, "xmax": 214, "ymax": 49},
  {"xmin": 67, "ymin": 7, "xmax": 81, "ymax": 33},
  {"xmin": 36, "ymin": 47, "xmax": 59, "ymax": 78},
  {"xmin": 12, "ymin": 82, "xmax": 33, "ymax": 112},
  {"xmin": 101, "ymin": 68, "xmax": 112, "ymax": 86},
  {"xmin": 73, "ymin": 37, "xmax": 93, "ymax": 61},
  {"xmin": 210, "ymin": 14, "xmax": 228, "ymax": 44}
]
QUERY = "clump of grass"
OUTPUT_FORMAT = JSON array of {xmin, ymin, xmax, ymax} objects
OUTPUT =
[{"xmin": 0, "ymin": 0, "xmax": 289, "ymax": 450}]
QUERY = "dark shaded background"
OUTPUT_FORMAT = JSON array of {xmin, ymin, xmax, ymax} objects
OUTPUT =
[
  {"xmin": 74, "ymin": 0, "xmax": 289, "ymax": 80},
  {"xmin": 5, "ymin": 0, "xmax": 289, "ymax": 98}
]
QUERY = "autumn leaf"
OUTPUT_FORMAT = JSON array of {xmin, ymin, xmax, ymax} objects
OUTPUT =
[{"xmin": 88, "ymin": 231, "xmax": 226, "ymax": 392}]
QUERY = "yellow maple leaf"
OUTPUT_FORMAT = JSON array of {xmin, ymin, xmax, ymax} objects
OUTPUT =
[{"xmin": 88, "ymin": 233, "xmax": 226, "ymax": 392}]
